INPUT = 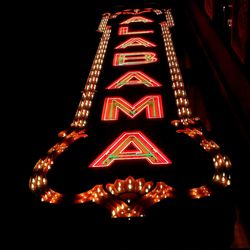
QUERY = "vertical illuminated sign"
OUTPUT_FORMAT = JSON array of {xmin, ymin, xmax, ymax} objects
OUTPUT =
[{"xmin": 29, "ymin": 8, "xmax": 232, "ymax": 219}]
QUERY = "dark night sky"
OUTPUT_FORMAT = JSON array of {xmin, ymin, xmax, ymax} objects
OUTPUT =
[{"xmin": 10, "ymin": 0, "xmax": 107, "ymax": 226}]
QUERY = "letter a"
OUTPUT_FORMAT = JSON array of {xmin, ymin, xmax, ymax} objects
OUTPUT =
[
  {"xmin": 115, "ymin": 37, "xmax": 156, "ymax": 49},
  {"xmin": 120, "ymin": 16, "xmax": 153, "ymax": 24},
  {"xmin": 106, "ymin": 71, "xmax": 162, "ymax": 89},
  {"xmin": 89, "ymin": 131, "xmax": 172, "ymax": 167}
]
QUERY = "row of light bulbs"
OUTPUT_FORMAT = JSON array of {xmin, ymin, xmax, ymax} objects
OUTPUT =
[
  {"xmin": 30, "ymin": 145, "xmax": 64, "ymax": 203},
  {"xmin": 214, "ymin": 173, "xmax": 231, "ymax": 186},
  {"xmin": 71, "ymin": 27, "xmax": 111, "ymax": 128},
  {"xmin": 153, "ymin": 9, "xmax": 162, "ymax": 15},
  {"xmin": 174, "ymin": 122, "xmax": 232, "ymax": 188},
  {"xmin": 164, "ymin": 9, "xmax": 175, "ymax": 27},
  {"xmin": 75, "ymin": 177, "xmax": 174, "ymax": 218},
  {"xmin": 97, "ymin": 13, "xmax": 110, "ymax": 33},
  {"xmin": 29, "ymin": 130, "xmax": 87, "ymax": 203},
  {"xmin": 161, "ymin": 22, "xmax": 191, "ymax": 119},
  {"xmin": 189, "ymin": 185, "xmax": 212, "ymax": 199},
  {"xmin": 106, "ymin": 177, "xmax": 153, "ymax": 196}
]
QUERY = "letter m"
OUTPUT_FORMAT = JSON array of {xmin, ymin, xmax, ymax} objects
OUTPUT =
[{"xmin": 101, "ymin": 95, "xmax": 164, "ymax": 120}]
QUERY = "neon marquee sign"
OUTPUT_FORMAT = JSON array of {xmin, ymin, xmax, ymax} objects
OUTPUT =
[{"xmin": 29, "ymin": 8, "xmax": 232, "ymax": 219}]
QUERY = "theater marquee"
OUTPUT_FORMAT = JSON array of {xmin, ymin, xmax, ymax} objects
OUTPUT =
[{"xmin": 29, "ymin": 8, "xmax": 232, "ymax": 219}]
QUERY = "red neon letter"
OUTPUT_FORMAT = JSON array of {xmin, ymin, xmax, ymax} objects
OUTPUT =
[
  {"xmin": 118, "ymin": 26, "xmax": 154, "ymax": 36},
  {"xmin": 101, "ymin": 95, "xmax": 164, "ymax": 120},
  {"xmin": 113, "ymin": 52, "xmax": 158, "ymax": 66},
  {"xmin": 120, "ymin": 16, "xmax": 153, "ymax": 24},
  {"xmin": 115, "ymin": 37, "xmax": 156, "ymax": 49},
  {"xmin": 121, "ymin": 9, "xmax": 152, "ymax": 15},
  {"xmin": 89, "ymin": 131, "xmax": 172, "ymax": 167},
  {"xmin": 106, "ymin": 71, "xmax": 162, "ymax": 89}
]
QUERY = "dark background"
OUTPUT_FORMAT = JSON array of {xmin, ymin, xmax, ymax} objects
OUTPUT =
[{"xmin": 8, "ymin": 0, "xmax": 249, "ymax": 248}]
